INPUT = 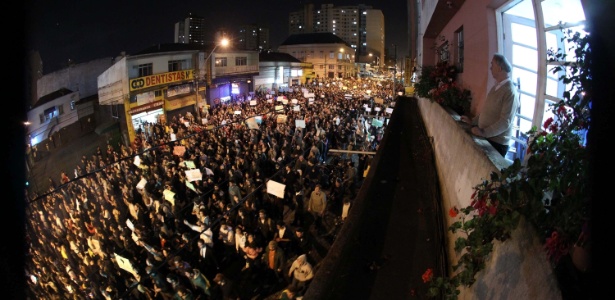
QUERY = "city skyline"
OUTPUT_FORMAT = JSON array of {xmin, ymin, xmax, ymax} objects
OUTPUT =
[{"xmin": 26, "ymin": 0, "xmax": 409, "ymax": 74}]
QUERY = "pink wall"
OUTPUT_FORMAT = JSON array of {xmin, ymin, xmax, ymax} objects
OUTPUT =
[{"xmin": 426, "ymin": 0, "xmax": 501, "ymax": 117}]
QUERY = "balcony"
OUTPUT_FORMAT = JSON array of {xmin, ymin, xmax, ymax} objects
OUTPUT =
[
  {"xmin": 213, "ymin": 65, "xmax": 259, "ymax": 77},
  {"xmin": 305, "ymin": 96, "xmax": 559, "ymax": 299}
]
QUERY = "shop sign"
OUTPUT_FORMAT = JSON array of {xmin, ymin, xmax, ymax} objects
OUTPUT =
[
  {"xmin": 129, "ymin": 100, "xmax": 163, "ymax": 115},
  {"xmin": 129, "ymin": 70, "xmax": 194, "ymax": 92}
]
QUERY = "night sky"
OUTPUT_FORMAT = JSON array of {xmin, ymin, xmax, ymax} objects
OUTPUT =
[{"xmin": 25, "ymin": 0, "xmax": 409, "ymax": 74}]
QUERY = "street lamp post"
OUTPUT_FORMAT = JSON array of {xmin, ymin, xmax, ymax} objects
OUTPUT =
[
  {"xmin": 339, "ymin": 48, "xmax": 344, "ymax": 79},
  {"xmin": 199, "ymin": 38, "xmax": 229, "ymax": 113},
  {"xmin": 206, "ymin": 38, "xmax": 229, "ymax": 87},
  {"xmin": 393, "ymin": 44, "xmax": 397, "ymax": 89}
]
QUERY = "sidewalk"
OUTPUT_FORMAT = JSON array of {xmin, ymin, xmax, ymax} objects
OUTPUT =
[{"xmin": 26, "ymin": 131, "xmax": 113, "ymax": 199}]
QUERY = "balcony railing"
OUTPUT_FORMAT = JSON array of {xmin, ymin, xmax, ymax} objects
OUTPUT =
[{"xmin": 214, "ymin": 65, "xmax": 258, "ymax": 76}]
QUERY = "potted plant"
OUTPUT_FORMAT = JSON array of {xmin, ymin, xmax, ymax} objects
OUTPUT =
[
  {"xmin": 431, "ymin": 82, "xmax": 472, "ymax": 115},
  {"xmin": 414, "ymin": 61, "xmax": 471, "ymax": 115}
]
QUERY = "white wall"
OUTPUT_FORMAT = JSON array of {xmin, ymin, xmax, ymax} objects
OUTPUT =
[{"xmin": 37, "ymin": 58, "xmax": 115, "ymax": 100}]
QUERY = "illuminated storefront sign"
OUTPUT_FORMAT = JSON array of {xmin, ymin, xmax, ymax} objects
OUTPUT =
[
  {"xmin": 129, "ymin": 70, "xmax": 194, "ymax": 92},
  {"xmin": 129, "ymin": 100, "xmax": 164, "ymax": 115}
]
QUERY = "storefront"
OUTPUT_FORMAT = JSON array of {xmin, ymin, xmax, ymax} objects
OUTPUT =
[{"xmin": 126, "ymin": 70, "xmax": 196, "ymax": 142}]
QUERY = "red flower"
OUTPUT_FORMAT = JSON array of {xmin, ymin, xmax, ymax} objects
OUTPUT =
[
  {"xmin": 449, "ymin": 207, "xmax": 459, "ymax": 218},
  {"xmin": 488, "ymin": 201, "xmax": 498, "ymax": 216},
  {"xmin": 422, "ymin": 268, "xmax": 433, "ymax": 283},
  {"xmin": 543, "ymin": 117, "xmax": 554, "ymax": 129}
]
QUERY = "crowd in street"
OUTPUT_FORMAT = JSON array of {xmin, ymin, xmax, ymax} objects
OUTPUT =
[{"xmin": 24, "ymin": 77, "xmax": 402, "ymax": 300}]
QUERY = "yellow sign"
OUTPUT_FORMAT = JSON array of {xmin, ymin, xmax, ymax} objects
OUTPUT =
[
  {"xmin": 129, "ymin": 70, "xmax": 194, "ymax": 92},
  {"xmin": 405, "ymin": 86, "xmax": 415, "ymax": 95}
]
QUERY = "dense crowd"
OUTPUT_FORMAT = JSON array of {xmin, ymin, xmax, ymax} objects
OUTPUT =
[{"xmin": 24, "ymin": 77, "xmax": 401, "ymax": 300}]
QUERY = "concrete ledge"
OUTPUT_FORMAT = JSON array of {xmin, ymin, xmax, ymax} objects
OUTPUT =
[{"xmin": 416, "ymin": 97, "xmax": 560, "ymax": 299}]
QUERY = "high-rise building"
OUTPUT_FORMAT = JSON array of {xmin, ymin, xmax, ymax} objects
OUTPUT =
[
  {"xmin": 238, "ymin": 24, "xmax": 270, "ymax": 51},
  {"xmin": 289, "ymin": 3, "xmax": 384, "ymax": 66},
  {"xmin": 174, "ymin": 13, "xmax": 207, "ymax": 45}
]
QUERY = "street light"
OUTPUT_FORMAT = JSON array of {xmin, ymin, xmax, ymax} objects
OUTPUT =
[
  {"xmin": 339, "ymin": 48, "xmax": 345, "ymax": 78},
  {"xmin": 197, "ymin": 38, "xmax": 229, "ymax": 116},
  {"xmin": 206, "ymin": 37, "xmax": 229, "ymax": 86}
]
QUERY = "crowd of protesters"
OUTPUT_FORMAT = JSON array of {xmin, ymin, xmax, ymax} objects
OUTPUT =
[{"xmin": 24, "ymin": 77, "xmax": 402, "ymax": 300}]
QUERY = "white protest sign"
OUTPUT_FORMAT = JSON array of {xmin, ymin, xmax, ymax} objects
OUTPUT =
[
  {"xmin": 125, "ymin": 219, "xmax": 134, "ymax": 231},
  {"xmin": 133, "ymin": 155, "xmax": 141, "ymax": 167},
  {"xmin": 114, "ymin": 253, "xmax": 138, "ymax": 276},
  {"xmin": 136, "ymin": 177, "xmax": 146, "ymax": 190},
  {"xmin": 291, "ymin": 99, "xmax": 298, "ymax": 104},
  {"xmin": 185, "ymin": 169, "xmax": 202, "ymax": 182},
  {"xmin": 295, "ymin": 119, "xmax": 306, "ymax": 128},
  {"xmin": 266, "ymin": 180, "xmax": 286, "ymax": 199},
  {"xmin": 250, "ymin": 100, "xmax": 257, "ymax": 106},
  {"xmin": 385, "ymin": 108, "xmax": 394, "ymax": 114},
  {"xmin": 293, "ymin": 105, "xmax": 300, "ymax": 112}
]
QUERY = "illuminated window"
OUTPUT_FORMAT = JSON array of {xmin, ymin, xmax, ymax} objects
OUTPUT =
[{"xmin": 215, "ymin": 57, "xmax": 227, "ymax": 67}]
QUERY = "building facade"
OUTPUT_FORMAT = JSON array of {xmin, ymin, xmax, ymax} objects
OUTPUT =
[
  {"xmin": 278, "ymin": 33, "xmax": 356, "ymax": 80},
  {"xmin": 174, "ymin": 13, "xmax": 207, "ymax": 45},
  {"xmin": 27, "ymin": 58, "xmax": 116, "ymax": 147},
  {"xmin": 288, "ymin": 3, "xmax": 384, "ymax": 68},
  {"xmin": 97, "ymin": 43, "xmax": 258, "ymax": 145},
  {"xmin": 254, "ymin": 51, "xmax": 313, "ymax": 92},
  {"xmin": 237, "ymin": 24, "xmax": 270, "ymax": 51}
]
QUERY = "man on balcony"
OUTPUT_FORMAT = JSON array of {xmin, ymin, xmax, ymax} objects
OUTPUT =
[{"xmin": 461, "ymin": 53, "xmax": 520, "ymax": 157}]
